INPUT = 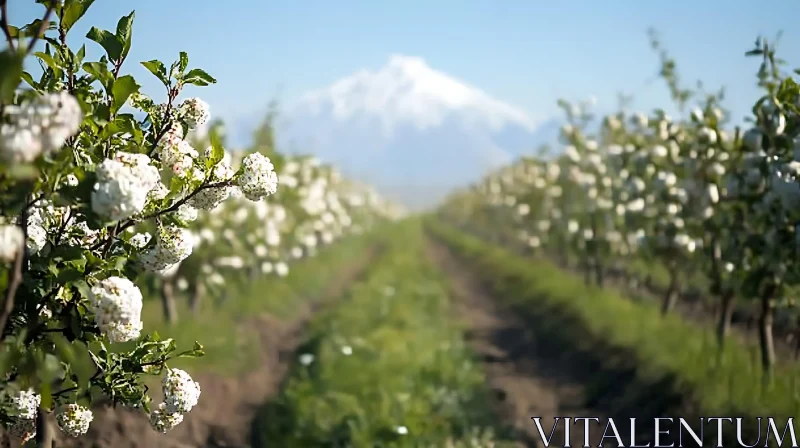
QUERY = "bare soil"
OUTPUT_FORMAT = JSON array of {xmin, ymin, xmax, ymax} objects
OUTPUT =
[
  {"xmin": 425, "ymin": 238, "xmax": 701, "ymax": 448},
  {"xmin": 3, "ymin": 246, "xmax": 378, "ymax": 448}
]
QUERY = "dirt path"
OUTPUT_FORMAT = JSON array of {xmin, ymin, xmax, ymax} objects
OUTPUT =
[
  {"xmin": 46, "ymin": 245, "xmax": 380, "ymax": 448},
  {"xmin": 426, "ymin": 240, "xmax": 619, "ymax": 448}
]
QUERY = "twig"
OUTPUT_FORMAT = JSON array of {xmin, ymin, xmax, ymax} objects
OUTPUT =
[
  {"xmin": 0, "ymin": 0, "xmax": 14, "ymax": 51},
  {"xmin": 25, "ymin": 0, "xmax": 57, "ymax": 56},
  {"xmin": 0, "ymin": 206, "xmax": 28, "ymax": 341},
  {"xmin": 88, "ymin": 180, "xmax": 231, "ymax": 251}
]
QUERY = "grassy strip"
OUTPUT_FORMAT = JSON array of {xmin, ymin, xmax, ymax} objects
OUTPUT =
[
  {"xmin": 427, "ymin": 219, "xmax": 800, "ymax": 425},
  {"xmin": 135, "ymin": 229, "xmax": 385, "ymax": 375},
  {"xmin": 253, "ymin": 219, "xmax": 516, "ymax": 447}
]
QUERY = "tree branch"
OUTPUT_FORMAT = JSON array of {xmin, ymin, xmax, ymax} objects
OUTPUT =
[
  {"xmin": 0, "ymin": 0, "xmax": 14, "ymax": 51},
  {"xmin": 25, "ymin": 0, "xmax": 57, "ymax": 56},
  {"xmin": 0, "ymin": 206, "xmax": 28, "ymax": 341}
]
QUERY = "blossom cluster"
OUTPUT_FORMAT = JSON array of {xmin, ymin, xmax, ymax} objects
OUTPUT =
[{"xmin": 149, "ymin": 368, "xmax": 201, "ymax": 432}]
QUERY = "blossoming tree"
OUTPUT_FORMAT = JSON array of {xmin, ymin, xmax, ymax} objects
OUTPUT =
[{"xmin": 0, "ymin": 0, "xmax": 280, "ymax": 443}]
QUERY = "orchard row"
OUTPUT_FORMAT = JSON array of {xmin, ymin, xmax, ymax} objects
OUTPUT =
[{"xmin": 438, "ymin": 33, "xmax": 800, "ymax": 379}]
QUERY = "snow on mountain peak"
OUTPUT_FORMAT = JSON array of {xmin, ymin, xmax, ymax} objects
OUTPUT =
[{"xmin": 298, "ymin": 54, "xmax": 538, "ymax": 135}]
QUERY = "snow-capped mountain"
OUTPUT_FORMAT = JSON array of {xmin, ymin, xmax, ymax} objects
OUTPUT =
[{"xmin": 233, "ymin": 54, "xmax": 561, "ymax": 210}]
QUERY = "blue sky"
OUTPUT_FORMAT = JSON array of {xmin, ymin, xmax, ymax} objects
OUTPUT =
[{"xmin": 9, "ymin": 0, "xmax": 800, "ymax": 143}]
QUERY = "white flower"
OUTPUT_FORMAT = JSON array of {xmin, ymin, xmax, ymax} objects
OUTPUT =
[
  {"xmin": 341, "ymin": 345, "xmax": 353, "ymax": 356},
  {"xmin": 707, "ymin": 184, "xmax": 720, "ymax": 204},
  {"xmin": 140, "ymin": 225, "xmax": 194, "ymax": 272},
  {"xmin": 0, "ymin": 125, "xmax": 42, "ymax": 163},
  {"xmin": 56, "ymin": 404, "xmax": 93, "ymax": 437},
  {"xmin": 26, "ymin": 222, "xmax": 47, "ymax": 254},
  {"xmin": 0, "ymin": 225, "xmax": 24, "ymax": 263},
  {"xmin": 29, "ymin": 92, "xmax": 83, "ymax": 152},
  {"xmin": 176, "ymin": 204, "xmax": 198, "ymax": 222},
  {"xmin": 8, "ymin": 389, "xmax": 40, "ymax": 420},
  {"xmin": 299, "ymin": 353, "xmax": 314, "ymax": 365},
  {"xmin": 92, "ymin": 153, "xmax": 159, "ymax": 221},
  {"xmin": 178, "ymin": 97, "xmax": 210, "ymax": 129},
  {"xmin": 208, "ymin": 272, "xmax": 224, "ymax": 285},
  {"xmin": 396, "ymin": 426, "xmax": 408, "ymax": 435},
  {"xmin": 236, "ymin": 153, "xmax": 279, "ymax": 201},
  {"xmin": 130, "ymin": 232, "xmax": 152, "ymax": 249},
  {"xmin": 188, "ymin": 185, "xmax": 232, "ymax": 210},
  {"xmin": 64, "ymin": 174, "xmax": 79, "ymax": 187},
  {"xmin": 89, "ymin": 276, "xmax": 143, "ymax": 343},
  {"xmin": 149, "ymin": 402, "xmax": 184, "ymax": 433},
  {"xmin": 148, "ymin": 182, "xmax": 170, "ymax": 204},
  {"xmin": 156, "ymin": 124, "xmax": 198, "ymax": 177},
  {"xmin": 0, "ymin": 92, "xmax": 82, "ymax": 163},
  {"xmin": 274, "ymin": 261, "xmax": 289, "ymax": 277},
  {"xmin": 162, "ymin": 368, "xmax": 201, "ymax": 414}
]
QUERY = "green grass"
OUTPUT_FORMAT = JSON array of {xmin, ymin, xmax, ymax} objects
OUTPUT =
[
  {"xmin": 253, "ymin": 219, "xmax": 516, "ymax": 447},
  {"xmin": 132, "ymin": 230, "xmax": 383, "ymax": 376},
  {"xmin": 427, "ymin": 219, "xmax": 800, "ymax": 423}
]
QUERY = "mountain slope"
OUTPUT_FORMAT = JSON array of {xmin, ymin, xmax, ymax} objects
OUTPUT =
[{"xmin": 234, "ymin": 55, "xmax": 560, "ymax": 210}]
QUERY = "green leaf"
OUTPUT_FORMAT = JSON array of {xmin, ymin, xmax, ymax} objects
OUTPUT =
[
  {"xmin": 178, "ymin": 51, "xmax": 188, "ymax": 72},
  {"xmin": 115, "ymin": 11, "xmax": 135, "ymax": 61},
  {"xmin": 141, "ymin": 59, "xmax": 169, "ymax": 85},
  {"xmin": 100, "ymin": 113, "xmax": 143, "ymax": 144},
  {"xmin": 74, "ymin": 44, "xmax": 86, "ymax": 69},
  {"xmin": 71, "ymin": 279, "xmax": 91, "ymax": 301},
  {"xmin": 86, "ymin": 27, "xmax": 123, "ymax": 62},
  {"xmin": 52, "ymin": 333, "xmax": 76, "ymax": 365},
  {"xmin": 20, "ymin": 71, "xmax": 37, "ymax": 89},
  {"xmin": 111, "ymin": 74, "xmax": 140, "ymax": 114},
  {"xmin": 20, "ymin": 19, "xmax": 56, "ymax": 42},
  {"xmin": 34, "ymin": 51, "xmax": 63, "ymax": 78},
  {"xmin": 60, "ymin": 0, "xmax": 96, "ymax": 34},
  {"xmin": 39, "ymin": 382, "xmax": 52, "ymax": 411},
  {"xmin": 206, "ymin": 128, "xmax": 225, "ymax": 169},
  {"xmin": 82, "ymin": 61, "xmax": 113, "ymax": 92},
  {"xmin": 72, "ymin": 341, "xmax": 95, "ymax": 389},
  {"xmin": 50, "ymin": 245, "xmax": 84, "ymax": 262},
  {"xmin": 0, "ymin": 50, "xmax": 24, "ymax": 103},
  {"xmin": 182, "ymin": 68, "xmax": 216, "ymax": 86}
]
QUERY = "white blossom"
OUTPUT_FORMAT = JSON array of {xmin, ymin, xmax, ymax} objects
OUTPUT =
[
  {"xmin": 149, "ymin": 402, "xmax": 184, "ymax": 433},
  {"xmin": 89, "ymin": 276, "xmax": 143, "ymax": 343},
  {"xmin": 236, "ymin": 153, "xmax": 279, "ymax": 201},
  {"xmin": 56, "ymin": 404, "xmax": 93, "ymax": 437},
  {"xmin": 178, "ymin": 97, "xmax": 210, "ymax": 129},
  {"xmin": 162, "ymin": 369, "xmax": 201, "ymax": 414},
  {"xmin": 0, "ymin": 225, "xmax": 24, "ymax": 263}
]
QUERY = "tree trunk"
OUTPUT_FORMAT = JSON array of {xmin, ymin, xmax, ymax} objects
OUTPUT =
[
  {"xmin": 794, "ymin": 327, "xmax": 800, "ymax": 360},
  {"xmin": 661, "ymin": 264, "xmax": 679, "ymax": 315},
  {"xmin": 594, "ymin": 256, "xmax": 604, "ymax": 287},
  {"xmin": 188, "ymin": 281, "xmax": 205, "ymax": 315},
  {"xmin": 759, "ymin": 285, "xmax": 776, "ymax": 378},
  {"xmin": 716, "ymin": 290, "xmax": 735, "ymax": 349},
  {"xmin": 161, "ymin": 279, "xmax": 178, "ymax": 325},
  {"xmin": 582, "ymin": 258, "xmax": 592, "ymax": 287},
  {"xmin": 35, "ymin": 408, "xmax": 53, "ymax": 448}
]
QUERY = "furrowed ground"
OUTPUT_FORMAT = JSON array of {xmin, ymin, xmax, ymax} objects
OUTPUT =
[
  {"xmin": 23, "ymin": 216, "xmax": 800, "ymax": 447},
  {"xmin": 44, "ymin": 230, "xmax": 385, "ymax": 448},
  {"xmin": 427, "ymin": 218, "xmax": 800, "ymax": 447}
]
